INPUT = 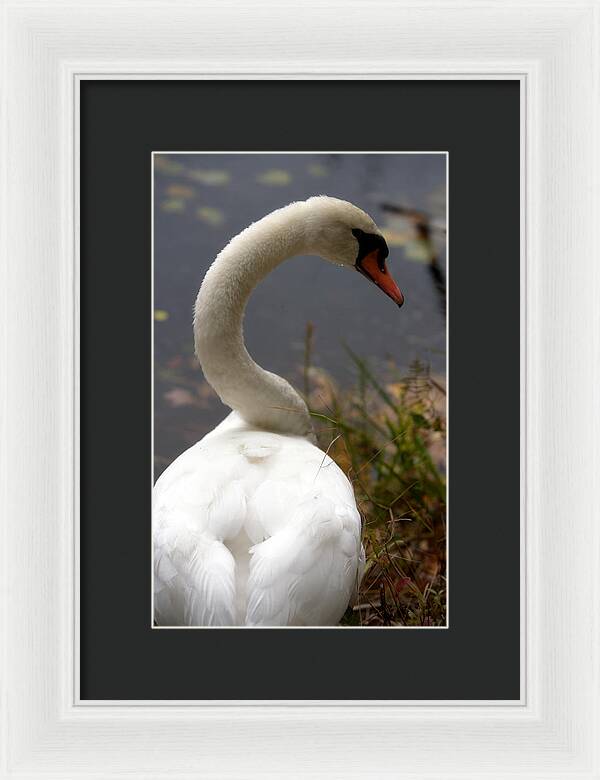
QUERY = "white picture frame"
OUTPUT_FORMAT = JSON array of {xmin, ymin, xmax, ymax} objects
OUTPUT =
[{"xmin": 1, "ymin": 1, "xmax": 598, "ymax": 777}]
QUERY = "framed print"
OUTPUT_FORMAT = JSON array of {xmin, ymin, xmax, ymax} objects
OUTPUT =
[{"xmin": 1, "ymin": 2, "xmax": 599, "ymax": 778}]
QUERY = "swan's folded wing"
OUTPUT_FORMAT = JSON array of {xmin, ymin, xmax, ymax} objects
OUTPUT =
[
  {"xmin": 153, "ymin": 441, "xmax": 247, "ymax": 626},
  {"xmin": 246, "ymin": 494, "xmax": 362, "ymax": 626},
  {"xmin": 154, "ymin": 524, "xmax": 237, "ymax": 626}
]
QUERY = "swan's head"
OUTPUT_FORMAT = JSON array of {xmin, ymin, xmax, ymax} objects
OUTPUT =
[{"xmin": 303, "ymin": 196, "xmax": 404, "ymax": 307}]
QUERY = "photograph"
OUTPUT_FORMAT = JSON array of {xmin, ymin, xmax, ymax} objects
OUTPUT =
[
  {"xmin": 152, "ymin": 151, "xmax": 447, "ymax": 627},
  {"xmin": 7, "ymin": 0, "xmax": 600, "ymax": 773}
]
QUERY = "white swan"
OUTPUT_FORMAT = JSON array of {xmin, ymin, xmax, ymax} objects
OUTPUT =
[{"xmin": 153, "ymin": 196, "xmax": 403, "ymax": 626}]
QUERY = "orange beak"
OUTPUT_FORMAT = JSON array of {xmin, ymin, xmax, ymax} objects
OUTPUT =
[{"xmin": 356, "ymin": 250, "xmax": 404, "ymax": 307}]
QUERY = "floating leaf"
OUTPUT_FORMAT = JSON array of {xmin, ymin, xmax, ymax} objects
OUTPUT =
[
  {"xmin": 163, "ymin": 388, "xmax": 196, "ymax": 407},
  {"xmin": 188, "ymin": 169, "xmax": 230, "ymax": 186},
  {"xmin": 307, "ymin": 163, "xmax": 328, "ymax": 177},
  {"xmin": 166, "ymin": 184, "xmax": 195, "ymax": 199},
  {"xmin": 196, "ymin": 206, "xmax": 225, "ymax": 226},
  {"xmin": 160, "ymin": 198, "xmax": 186, "ymax": 213},
  {"xmin": 256, "ymin": 169, "xmax": 291, "ymax": 186},
  {"xmin": 154, "ymin": 156, "xmax": 184, "ymax": 175},
  {"xmin": 154, "ymin": 309, "xmax": 170, "ymax": 321}
]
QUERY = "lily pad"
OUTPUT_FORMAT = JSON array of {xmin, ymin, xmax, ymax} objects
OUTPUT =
[
  {"xmin": 196, "ymin": 206, "xmax": 225, "ymax": 226},
  {"xmin": 256, "ymin": 169, "xmax": 292, "ymax": 186},
  {"xmin": 188, "ymin": 169, "xmax": 230, "ymax": 186},
  {"xmin": 163, "ymin": 388, "xmax": 196, "ymax": 408},
  {"xmin": 166, "ymin": 184, "xmax": 195, "ymax": 199},
  {"xmin": 154, "ymin": 156, "xmax": 184, "ymax": 175},
  {"xmin": 160, "ymin": 198, "xmax": 186, "ymax": 213}
]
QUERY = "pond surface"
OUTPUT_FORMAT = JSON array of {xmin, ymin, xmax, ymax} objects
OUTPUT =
[{"xmin": 154, "ymin": 153, "xmax": 447, "ymax": 478}]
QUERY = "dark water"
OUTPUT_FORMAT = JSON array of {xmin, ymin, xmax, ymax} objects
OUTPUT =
[{"xmin": 154, "ymin": 153, "xmax": 446, "ymax": 477}]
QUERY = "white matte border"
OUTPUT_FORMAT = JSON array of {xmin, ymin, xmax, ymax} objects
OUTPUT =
[{"xmin": 1, "ymin": 1, "xmax": 598, "ymax": 778}]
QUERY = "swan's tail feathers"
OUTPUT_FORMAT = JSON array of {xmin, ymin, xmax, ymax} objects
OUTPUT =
[{"xmin": 154, "ymin": 535, "xmax": 237, "ymax": 626}]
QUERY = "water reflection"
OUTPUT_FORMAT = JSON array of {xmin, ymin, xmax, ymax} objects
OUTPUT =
[{"xmin": 381, "ymin": 201, "xmax": 447, "ymax": 317}]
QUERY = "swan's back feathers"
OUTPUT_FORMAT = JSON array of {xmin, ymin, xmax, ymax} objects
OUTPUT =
[{"xmin": 153, "ymin": 413, "xmax": 363, "ymax": 626}]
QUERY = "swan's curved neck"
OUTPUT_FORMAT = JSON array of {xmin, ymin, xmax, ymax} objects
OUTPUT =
[{"xmin": 194, "ymin": 201, "xmax": 314, "ymax": 438}]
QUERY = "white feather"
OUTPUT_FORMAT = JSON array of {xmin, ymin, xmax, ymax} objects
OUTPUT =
[
  {"xmin": 152, "ymin": 198, "xmax": 396, "ymax": 626},
  {"xmin": 154, "ymin": 413, "xmax": 363, "ymax": 625}
]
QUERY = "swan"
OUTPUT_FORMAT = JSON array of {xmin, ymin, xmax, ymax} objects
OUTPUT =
[{"xmin": 153, "ymin": 196, "xmax": 404, "ymax": 626}]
